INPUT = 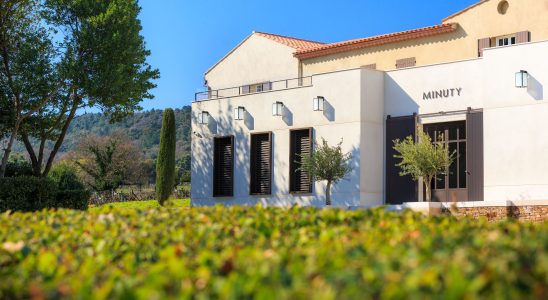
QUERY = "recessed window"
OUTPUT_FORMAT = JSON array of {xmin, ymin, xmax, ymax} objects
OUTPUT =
[
  {"xmin": 250, "ymin": 133, "xmax": 272, "ymax": 195},
  {"xmin": 289, "ymin": 128, "xmax": 313, "ymax": 193},
  {"xmin": 497, "ymin": 35, "xmax": 516, "ymax": 47},
  {"xmin": 497, "ymin": 1, "xmax": 509, "ymax": 15},
  {"xmin": 213, "ymin": 136, "xmax": 234, "ymax": 197}
]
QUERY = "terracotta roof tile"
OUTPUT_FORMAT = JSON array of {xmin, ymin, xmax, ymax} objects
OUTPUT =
[
  {"xmin": 294, "ymin": 23, "xmax": 459, "ymax": 60},
  {"xmin": 255, "ymin": 32, "xmax": 325, "ymax": 51}
]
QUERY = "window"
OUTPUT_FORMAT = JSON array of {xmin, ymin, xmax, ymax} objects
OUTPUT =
[
  {"xmin": 241, "ymin": 82, "xmax": 272, "ymax": 94},
  {"xmin": 290, "ymin": 128, "xmax": 313, "ymax": 193},
  {"xmin": 250, "ymin": 133, "xmax": 272, "ymax": 195},
  {"xmin": 424, "ymin": 121, "xmax": 467, "ymax": 190},
  {"xmin": 497, "ymin": 35, "xmax": 516, "ymax": 47},
  {"xmin": 213, "ymin": 136, "xmax": 234, "ymax": 197}
]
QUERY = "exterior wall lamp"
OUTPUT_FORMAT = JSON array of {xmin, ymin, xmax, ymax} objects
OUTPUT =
[
  {"xmin": 272, "ymin": 101, "xmax": 284, "ymax": 116},
  {"xmin": 515, "ymin": 70, "xmax": 529, "ymax": 88},
  {"xmin": 313, "ymin": 96, "xmax": 325, "ymax": 111},
  {"xmin": 197, "ymin": 111, "xmax": 209, "ymax": 124},
  {"xmin": 234, "ymin": 106, "xmax": 245, "ymax": 120}
]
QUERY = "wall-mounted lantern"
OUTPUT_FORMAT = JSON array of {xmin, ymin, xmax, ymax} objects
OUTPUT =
[
  {"xmin": 197, "ymin": 111, "xmax": 209, "ymax": 124},
  {"xmin": 272, "ymin": 101, "xmax": 284, "ymax": 116},
  {"xmin": 515, "ymin": 70, "xmax": 529, "ymax": 88},
  {"xmin": 234, "ymin": 106, "xmax": 245, "ymax": 120},
  {"xmin": 313, "ymin": 96, "xmax": 325, "ymax": 111}
]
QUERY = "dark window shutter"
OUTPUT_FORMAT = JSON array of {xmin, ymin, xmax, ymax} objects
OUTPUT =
[
  {"xmin": 478, "ymin": 37, "xmax": 491, "ymax": 57},
  {"xmin": 396, "ymin": 57, "xmax": 416, "ymax": 69},
  {"xmin": 516, "ymin": 31, "xmax": 530, "ymax": 44},
  {"xmin": 250, "ymin": 133, "xmax": 272, "ymax": 195},
  {"xmin": 290, "ymin": 128, "xmax": 312, "ymax": 193},
  {"xmin": 213, "ymin": 136, "xmax": 234, "ymax": 197},
  {"xmin": 385, "ymin": 115, "xmax": 417, "ymax": 204},
  {"xmin": 466, "ymin": 111, "xmax": 484, "ymax": 201},
  {"xmin": 241, "ymin": 85, "xmax": 250, "ymax": 94}
]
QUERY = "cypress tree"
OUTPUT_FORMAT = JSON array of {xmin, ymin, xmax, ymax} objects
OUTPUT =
[{"xmin": 156, "ymin": 108, "xmax": 177, "ymax": 205}]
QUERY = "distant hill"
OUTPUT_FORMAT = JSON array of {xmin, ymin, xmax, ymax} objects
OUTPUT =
[{"xmin": 13, "ymin": 106, "xmax": 192, "ymax": 169}]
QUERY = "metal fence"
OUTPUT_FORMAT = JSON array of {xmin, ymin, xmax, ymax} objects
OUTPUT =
[{"xmin": 195, "ymin": 76, "xmax": 312, "ymax": 101}]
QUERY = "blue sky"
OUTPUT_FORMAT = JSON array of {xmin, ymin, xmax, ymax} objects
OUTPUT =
[{"xmin": 138, "ymin": 0, "xmax": 479, "ymax": 110}]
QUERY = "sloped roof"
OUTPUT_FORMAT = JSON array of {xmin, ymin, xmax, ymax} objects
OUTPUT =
[
  {"xmin": 294, "ymin": 23, "xmax": 459, "ymax": 60},
  {"xmin": 255, "ymin": 32, "xmax": 325, "ymax": 50}
]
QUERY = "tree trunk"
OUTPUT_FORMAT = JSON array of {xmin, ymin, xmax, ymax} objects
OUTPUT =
[
  {"xmin": 325, "ymin": 180, "xmax": 332, "ymax": 206},
  {"xmin": 425, "ymin": 177, "xmax": 432, "ymax": 202},
  {"xmin": 0, "ymin": 121, "xmax": 19, "ymax": 177}
]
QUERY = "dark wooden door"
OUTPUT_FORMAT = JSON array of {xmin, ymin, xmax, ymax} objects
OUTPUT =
[{"xmin": 386, "ymin": 115, "xmax": 417, "ymax": 204}]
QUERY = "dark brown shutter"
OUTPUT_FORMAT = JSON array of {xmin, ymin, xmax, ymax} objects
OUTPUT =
[
  {"xmin": 290, "ymin": 128, "xmax": 312, "ymax": 193},
  {"xmin": 250, "ymin": 133, "xmax": 272, "ymax": 195},
  {"xmin": 362, "ymin": 64, "xmax": 377, "ymax": 70},
  {"xmin": 213, "ymin": 136, "xmax": 234, "ymax": 197},
  {"xmin": 466, "ymin": 110, "xmax": 484, "ymax": 201},
  {"xmin": 395, "ymin": 57, "xmax": 416, "ymax": 69},
  {"xmin": 516, "ymin": 31, "xmax": 530, "ymax": 44},
  {"xmin": 386, "ymin": 115, "xmax": 417, "ymax": 204},
  {"xmin": 478, "ymin": 37, "xmax": 491, "ymax": 57}
]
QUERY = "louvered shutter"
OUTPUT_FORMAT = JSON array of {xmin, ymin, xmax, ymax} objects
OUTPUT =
[
  {"xmin": 466, "ymin": 111, "xmax": 484, "ymax": 201},
  {"xmin": 213, "ymin": 136, "xmax": 234, "ymax": 197},
  {"xmin": 241, "ymin": 85, "xmax": 250, "ymax": 94},
  {"xmin": 395, "ymin": 57, "xmax": 416, "ymax": 69},
  {"xmin": 250, "ymin": 133, "xmax": 272, "ymax": 195},
  {"xmin": 385, "ymin": 115, "xmax": 417, "ymax": 204},
  {"xmin": 290, "ymin": 128, "xmax": 312, "ymax": 193},
  {"xmin": 362, "ymin": 64, "xmax": 377, "ymax": 70},
  {"xmin": 516, "ymin": 31, "xmax": 530, "ymax": 44},
  {"xmin": 478, "ymin": 37, "xmax": 491, "ymax": 57}
]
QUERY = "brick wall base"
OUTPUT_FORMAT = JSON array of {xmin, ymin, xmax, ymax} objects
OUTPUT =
[{"xmin": 443, "ymin": 205, "xmax": 548, "ymax": 222}]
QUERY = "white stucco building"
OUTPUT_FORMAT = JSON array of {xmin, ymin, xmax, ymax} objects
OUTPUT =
[{"xmin": 191, "ymin": 0, "xmax": 548, "ymax": 206}]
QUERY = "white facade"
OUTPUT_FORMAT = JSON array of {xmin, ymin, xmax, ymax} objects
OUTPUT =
[{"xmin": 191, "ymin": 41, "xmax": 548, "ymax": 206}]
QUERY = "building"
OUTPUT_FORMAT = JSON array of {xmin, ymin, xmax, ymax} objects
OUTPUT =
[{"xmin": 191, "ymin": 0, "xmax": 548, "ymax": 206}]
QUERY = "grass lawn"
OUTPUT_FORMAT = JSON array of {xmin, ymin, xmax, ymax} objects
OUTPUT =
[
  {"xmin": 0, "ymin": 206, "xmax": 546, "ymax": 299},
  {"xmin": 89, "ymin": 198, "xmax": 190, "ymax": 211}
]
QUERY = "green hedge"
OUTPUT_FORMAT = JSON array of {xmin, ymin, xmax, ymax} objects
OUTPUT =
[
  {"xmin": 0, "ymin": 177, "xmax": 58, "ymax": 212},
  {"xmin": 0, "ymin": 206, "xmax": 546, "ymax": 299},
  {"xmin": 0, "ymin": 176, "xmax": 90, "ymax": 212}
]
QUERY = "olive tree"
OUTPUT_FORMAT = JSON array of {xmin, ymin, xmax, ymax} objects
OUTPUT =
[
  {"xmin": 393, "ymin": 131, "xmax": 455, "ymax": 202},
  {"xmin": 299, "ymin": 139, "xmax": 352, "ymax": 206}
]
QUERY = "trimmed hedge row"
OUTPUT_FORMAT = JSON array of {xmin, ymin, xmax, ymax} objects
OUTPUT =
[
  {"xmin": 0, "ymin": 177, "xmax": 89, "ymax": 212},
  {"xmin": 0, "ymin": 206, "xmax": 546, "ymax": 299}
]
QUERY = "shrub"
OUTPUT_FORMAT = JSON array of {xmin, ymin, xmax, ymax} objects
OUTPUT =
[
  {"xmin": 0, "ymin": 177, "xmax": 58, "ymax": 212},
  {"xmin": 49, "ymin": 163, "xmax": 90, "ymax": 210},
  {"xmin": 4, "ymin": 155, "xmax": 33, "ymax": 177},
  {"xmin": 0, "ymin": 207, "xmax": 546, "ymax": 299},
  {"xmin": 156, "ymin": 108, "xmax": 176, "ymax": 205}
]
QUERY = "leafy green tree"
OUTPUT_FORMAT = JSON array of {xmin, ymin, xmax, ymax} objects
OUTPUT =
[
  {"xmin": 156, "ymin": 109, "xmax": 176, "ymax": 205},
  {"xmin": 299, "ymin": 139, "xmax": 352, "ymax": 206},
  {"xmin": 9, "ymin": 0, "xmax": 159, "ymax": 177},
  {"xmin": 393, "ymin": 131, "xmax": 456, "ymax": 202},
  {"xmin": 0, "ymin": 0, "xmax": 59, "ymax": 177}
]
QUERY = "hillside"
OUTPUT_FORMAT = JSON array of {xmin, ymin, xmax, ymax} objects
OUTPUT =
[{"xmin": 13, "ymin": 106, "xmax": 192, "ymax": 169}]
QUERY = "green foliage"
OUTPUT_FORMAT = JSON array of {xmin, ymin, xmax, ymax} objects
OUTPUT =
[
  {"xmin": 299, "ymin": 138, "xmax": 352, "ymax": 205},
  {"xmin": 393, "ymin": 131, "xmax": 456, "ymax": 202},
  {"xmin": 4, "ymin": 155, "xmax": 33, "ymax": 177},
  {"xmin": 49, "ymin": 163, "xmax": 85, "ymax": 191},
  {"xmin": 0, "ymin": 177, "xmax": 58, "ymax": 212},
  {"xmin": 0, "ymin": 207, "xmax": 546, "ymax": 299},
  {"xmin": 156, "ymin": 109, "xmax": 177, "ymax": 205}
]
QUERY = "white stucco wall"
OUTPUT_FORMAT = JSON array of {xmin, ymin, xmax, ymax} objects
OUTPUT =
[
  {"xmin": 384, "ymin": 40, "xmax": 548, "ymax": 202},
  {"xmin": 205, "ymin": 34, "xmax": 299, "ymax": 90},
  {"xmin": 192, "ymin": 69, "xmax": 375, "ymax": 207}
]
